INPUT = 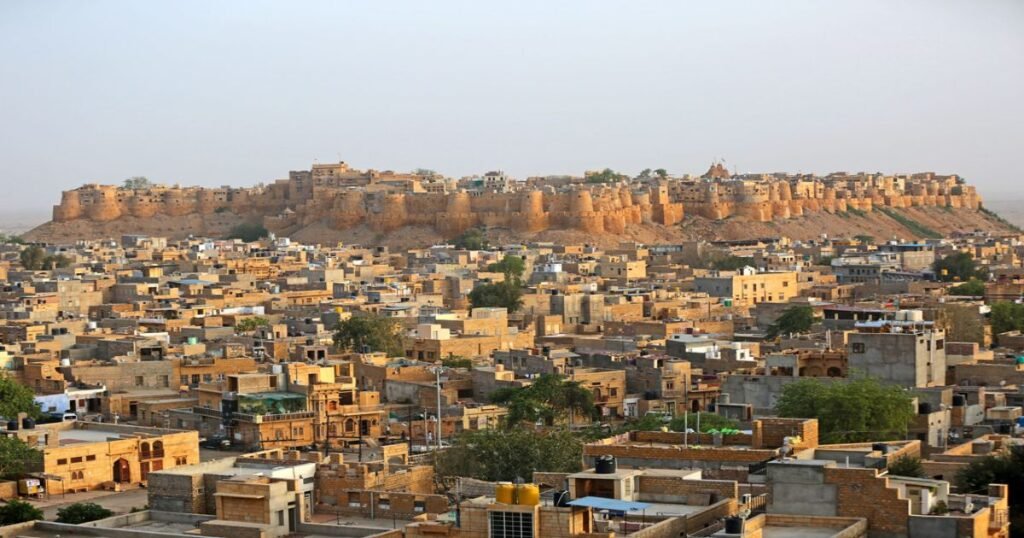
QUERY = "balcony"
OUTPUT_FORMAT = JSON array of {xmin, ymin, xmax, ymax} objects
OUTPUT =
[{"xmin": 234, "ymin": 411, "xmax": 315, "ymax": 424}]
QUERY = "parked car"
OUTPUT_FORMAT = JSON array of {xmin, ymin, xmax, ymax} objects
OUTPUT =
[{"xmin": 200, "ymin": 436, "xmax": 231, "ymax": 450}]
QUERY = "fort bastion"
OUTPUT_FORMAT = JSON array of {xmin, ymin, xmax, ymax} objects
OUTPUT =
[{"xmin": 50, "ymin": 162, "xmax": 981, "ymax": 236}]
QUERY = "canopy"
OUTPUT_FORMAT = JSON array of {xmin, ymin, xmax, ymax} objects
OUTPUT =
[{"xmin": 566, "ymin": 496, "xmax": 650, "ymax": 512}]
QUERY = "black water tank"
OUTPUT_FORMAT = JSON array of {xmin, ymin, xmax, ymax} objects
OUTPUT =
[
  {"xmin": 21, "ymin": 418, "xmax": 34, "ymax": 430},
  {"xmin": 872, "ymin": 443, "xmax": 888, "ymax": 454},
  {"xmin": 724, "ymin": 516, "xmax": 744, "ymax": 534},
  {"xmin": 952, "ymin": 395, "xmax": 966, "ymax": 407},
  {"xmin": 918, "ymin": 402, "xmax": 932, "ymax": 415},
  {"xmin": 6, "ymin": 420, "xmax": 17, "ymax": 431},
  {"xmin": 594, "ymin": 455, "xmax": 617, "ymax": 474},
  {"xmin": 554, "ymin": 490, "xmax": 571, "ymax": 507}
]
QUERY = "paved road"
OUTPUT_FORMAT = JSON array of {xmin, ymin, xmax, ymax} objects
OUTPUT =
[{"xmin": 26, "ymin": 487, "xmax": 150, "ymax": 520}]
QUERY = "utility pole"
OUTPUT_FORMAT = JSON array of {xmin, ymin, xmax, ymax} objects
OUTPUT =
[{"xmin": 435, "ymin": 366, "xmax": 443, "ymax": 450}]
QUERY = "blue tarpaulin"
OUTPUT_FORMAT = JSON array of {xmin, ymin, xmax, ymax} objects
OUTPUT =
[{"xmin": 566, "ymin": 496, "xmax": 650, "ymax": 512}]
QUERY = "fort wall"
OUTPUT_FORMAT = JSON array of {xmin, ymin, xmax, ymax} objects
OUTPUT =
[{"xmin": 49, "ymin": 169, "xmax": 983, "ymax": 238}]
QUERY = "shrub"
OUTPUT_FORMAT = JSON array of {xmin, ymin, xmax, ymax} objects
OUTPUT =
[{"xmin": 56, "ymin": 502, "xmax": 114, "ymax": 524}]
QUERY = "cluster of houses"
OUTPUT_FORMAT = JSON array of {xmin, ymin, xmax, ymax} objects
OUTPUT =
[{"xmin": 0, "ymin": 227, "xmax": 1021, "ymax": 538}]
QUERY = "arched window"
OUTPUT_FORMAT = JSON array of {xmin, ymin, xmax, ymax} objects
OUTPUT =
[
  {"xmin": 140, "ymin": 442, "xmax": 151, "ymax": 459},
  {"xmin": 153, "ymin": 440, "xmax": 164, "ymax": 458}
]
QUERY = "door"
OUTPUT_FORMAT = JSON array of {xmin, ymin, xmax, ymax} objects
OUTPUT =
[
  {"xmin": 140, "ymin": 461, "xmax": 150, "ymax": 481},
  {"xmin": 112, "ymin": 458, "xmax": 131, "ymax": 483}
]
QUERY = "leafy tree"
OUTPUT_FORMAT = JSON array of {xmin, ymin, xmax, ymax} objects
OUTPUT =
[
  {"xmin": 227, "ymin": 222, "xmax": 268, "ymax": 242},
  {"xmin": 452, "ymin": 227, "xmax": 489, "ymax": 250},
  {"xmin": 766, "ymin": 306, "xmax": 816, "ymax": 339},
  {"xmin": 122, "ymin": 176, "xmax": 152, "ymax": 190},
  {"xmin": 19, "ymin": 245, "xmax": 46, "ymax": 270},
  {"xmin": 441, "ymin": 356, "xmax": 473, "ymax": 369},
  {"xmin": 56, "ymin": 502, "xmax": 113, "ymax": 524},
  {"xmin": 412, "ymin": 168, "xmax": 437, "ymax": 177},
  {"xmin": 0, "ymin": 234, "xmax": 24, "ymax": 245},
  {"xmin": 854, "ymin": 234, "xmax": 875, "ymax": 244},
  {"xmin": 948, "ymin": 279, "xmax": 985, "ymax": 296},
  {"xmin": 934, "ymin": 252, "xmax": 986, "ymax": 282},
  {"xmin": 234, "ymin": 316, "xmax": 270, "ymax": 333},
  {"xmin": 711, "ymin": 255, "xmax": 755, "ymax": 271},
  {"xmin": 0, "ymin": 436, "xmax": 41, "ymax": 479},
  {"xmin": 585, "ymin": 168, "xmax": 626, "ymax": 184},
  {"xmin": 468, "ymin": 280, "xmax": 523, "ymax": 312},
  {"xmin": 955, "ymin": 445, "xmax": 1024, "ymax": 536},
  {"xmin": 491, "ymin": 374, "xmax": 596, "ymax": 427},
  {"xmin": 774, "ymin": 377, "xmax": 914, "ymax": 443},
  {"xmin": 42, "ymin": 254, "xmax": 71, "ymax": 269},
  {"xmin": 668, "ymin": 412, "xmax": 741, "ymax": 433},
  {"xmin": 334, "ymin": 314, "xmax": 404, "ymax": 357},
  {"xmin": 654, "ymin": 168, "xmax": 668, "ymax": 179},
  {"xmin": 937, "ymin": 304, "xmax": 986, "ymax": 345},
  {"xmin": 487, "ymin": 255, "xmax": 525, "ymax": 278},
  {"xmin": 0, "ymin": 499, "xmax": 43, "ymax": 525},
  {"xmin": 435, "ymin": 428, "xmax": 583, "ymax": 483},
  {"xmin": 887, "ymin": 455, "xmax": 925, "ymax": 478},
  {"xmin": 637, "ymin": 168, "xmax": 652, "ymax": 180},
  {"xmin": 0, "ymin": 375, "xmax": 41, "ymax": 420},
  {"xmin": 990, "ymin": 302, "xmax": 1024, "ymax": 337}
]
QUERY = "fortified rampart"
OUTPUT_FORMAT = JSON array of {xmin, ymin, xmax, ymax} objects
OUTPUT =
[{"xmin": 50, "ymin": 164, "xmax": 982, "ymax": 236}]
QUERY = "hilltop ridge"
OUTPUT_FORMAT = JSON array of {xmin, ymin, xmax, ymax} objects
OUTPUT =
[{"xmin": 25, "ymin": 162, "xmax": 1014, "ymax": 246}]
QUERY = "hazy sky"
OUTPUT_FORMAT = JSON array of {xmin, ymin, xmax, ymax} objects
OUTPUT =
[{"xmin": 1, "ymin": 0, "xmax": 1022, "ymax": 214}]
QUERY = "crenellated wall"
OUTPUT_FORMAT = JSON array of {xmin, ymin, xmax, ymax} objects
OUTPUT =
[{"xmin": 49, "ymin": 169, "xmax": 984, "ymax": 237}]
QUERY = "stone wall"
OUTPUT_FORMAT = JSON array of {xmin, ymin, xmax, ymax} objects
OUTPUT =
[{"xmin": 49, "ymin": 168, "xmax": 984, "ymax": 239}]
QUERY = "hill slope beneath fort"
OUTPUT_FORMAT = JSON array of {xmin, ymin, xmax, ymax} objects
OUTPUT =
[{"xmin": 25, "ymin": 205, "xmax": 1016, "ymax": 248}]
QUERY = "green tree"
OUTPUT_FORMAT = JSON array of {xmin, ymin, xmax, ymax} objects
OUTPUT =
[
  {"xmin": 955, "ymin": 445, "xmax": 1024, "ymax": 536},
  {"xmin": 441, "ymin": 356, "xmax": 473, "ymax": 369},
  {"xmin": 42, "ymin": 254, "xmax": 71, "ymax": 269},
  {"xmin": 487, "ymin": 255, "xmax": 525, "ymax": 278},
  {"xmin": 854, "ymin": 234, "xmax": 875, "ymax": 244},
  {"xmin": 668, "ymin": 412, "xmax": 741, "ymax": 433},
  {"xmin": 0, "ymin": 375, "xmax": 41, "ymax": 420},
  {"xmin": 56, "ymin": 502, "xmax": 114, "ymax": 524},
  {"xmin": 654, "ymin": 168, "xmax": 668, "ymax": 179},
  {"xmin": 234, "ymin": 317, "xmax": 270, "ymax": 333},
  {"xmin": 990, "ymin": 302, "xmax": 1024, "ymax": 336},
  {"xmin": 227, "ymin": 222, "xmax": 269, "ymax": 242},
  {"xmin": 948, "ymin": 279, "xmax": 985, "ymax": 296},
  {"xmin": 766, "ymin": 306, "xmax": 816, "ymax": 339},
  {"xmin": 887, "ymin": 455, "xmax": 925, "ymax": 478},
  {"xmin": 491, "ymin": 374, "xmax": 596, "ymax": 427},
  {"xmin": 413, "ymin": 168, "xmax": 437, "ymax": 177},
  {"xmin": 435, "ymin": 428, "xmax": 583, "ymax": 483},
  {"xmin": 0, "ymin": 234, "xmax": 24, "ymax": 245},
  {"xmin": 0, "ymin": 436, "xmax": 41, "ymax": 479},
  {"xmin": 0, "ymin": 499, "xmax": 43, "ymax": 525},
  {"xmin": 19, "ymin": 245, "xmax": 46, "ymax": 270},
  {"xmin": 334, "ymin": 314, "xmax": 404, "ymax": 357},
  {"xmin": 774, "ymin": 377, "xmax": 914, "ymax": 443},
  {"xmin": 468, "ymin": 280, "xmax": 523, "ymax": 312},
  {"xmin": 934, "ymin": 252, "xmax": 986, "ymax": 282},
  {"xmin": 585, "ymin": 168, "xmax": 626, "ymax": 184},
  {"xmin": 637, "ymin": 168, "xmax": 652, "ymax": 180},
  {"xmin": 122, "ymin": 176, "xmax": 152, "ymax": 190},
  {"xmin": 452, "ymin": 227, "xmax": 489, "ymax": 250}
]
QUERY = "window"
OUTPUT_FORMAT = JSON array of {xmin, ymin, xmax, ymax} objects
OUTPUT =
[
  {"xmin": 70, "ymin": 457, "xmax": 83, "ymax": 464},
  {"xmin": 414, "ymin": 500, "xmax": 426, "ymax": 513},
  {"xmin": 852, "ymin": 343, "xmax": 865, "ymax": 353},
  {"xmin": 57, "ymin": 458, "xmax": 67, "ymax": 465},
  {"xmin": 377, "ymin": 498, "xmax": 391, "ymax": 510},
  {"xmin": 86, "ymin": 455, "xmax": 96, "ymax": 461},
  {"xmin": 175, "ymin": 456, "xmax": 188, "ymax": 465},
  {"xmin": 135, "ymin": 376, "xmax": 144, "ymax": 387},
  {"xmin": 489, "ymin": 511, "xmax": 533, "ymax": 538},
  {"xmin": 935, "ymin": 339, "xmax": 944, "ymax": 350}
]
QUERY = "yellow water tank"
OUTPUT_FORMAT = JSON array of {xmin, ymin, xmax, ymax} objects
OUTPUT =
[
  {"xmin": 516, "ymin": 484, "xmax": 540, "ymax": 506},
  {"xmin": 496, "ymin": 482, "xmax": 515, "ymax": 504}
]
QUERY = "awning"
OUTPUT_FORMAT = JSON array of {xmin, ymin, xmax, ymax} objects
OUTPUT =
[{"xmin": 566, "ymin": 496, "xmax": 650, "ymax": 512}]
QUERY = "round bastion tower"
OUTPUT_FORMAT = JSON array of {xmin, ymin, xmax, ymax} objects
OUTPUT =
[
  {"xmin": 568, "ymin": 189, "xmax": 603, "ymax": 233},
  {"xmin": 85, "ymin": 186, "xmax": 123, "ymax": 222},
  {"xmin": 53, "ymin": 190, "xmax": 83, "ymax": 222},
  {"xmin": 517, "ymin": 190, "xmax": 547, "ymax": 233}
]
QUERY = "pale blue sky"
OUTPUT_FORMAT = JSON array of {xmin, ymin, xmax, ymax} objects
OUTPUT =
[{"xmin": 1, "ymin": 0, "xmax": 1022, "ymax": 214}]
